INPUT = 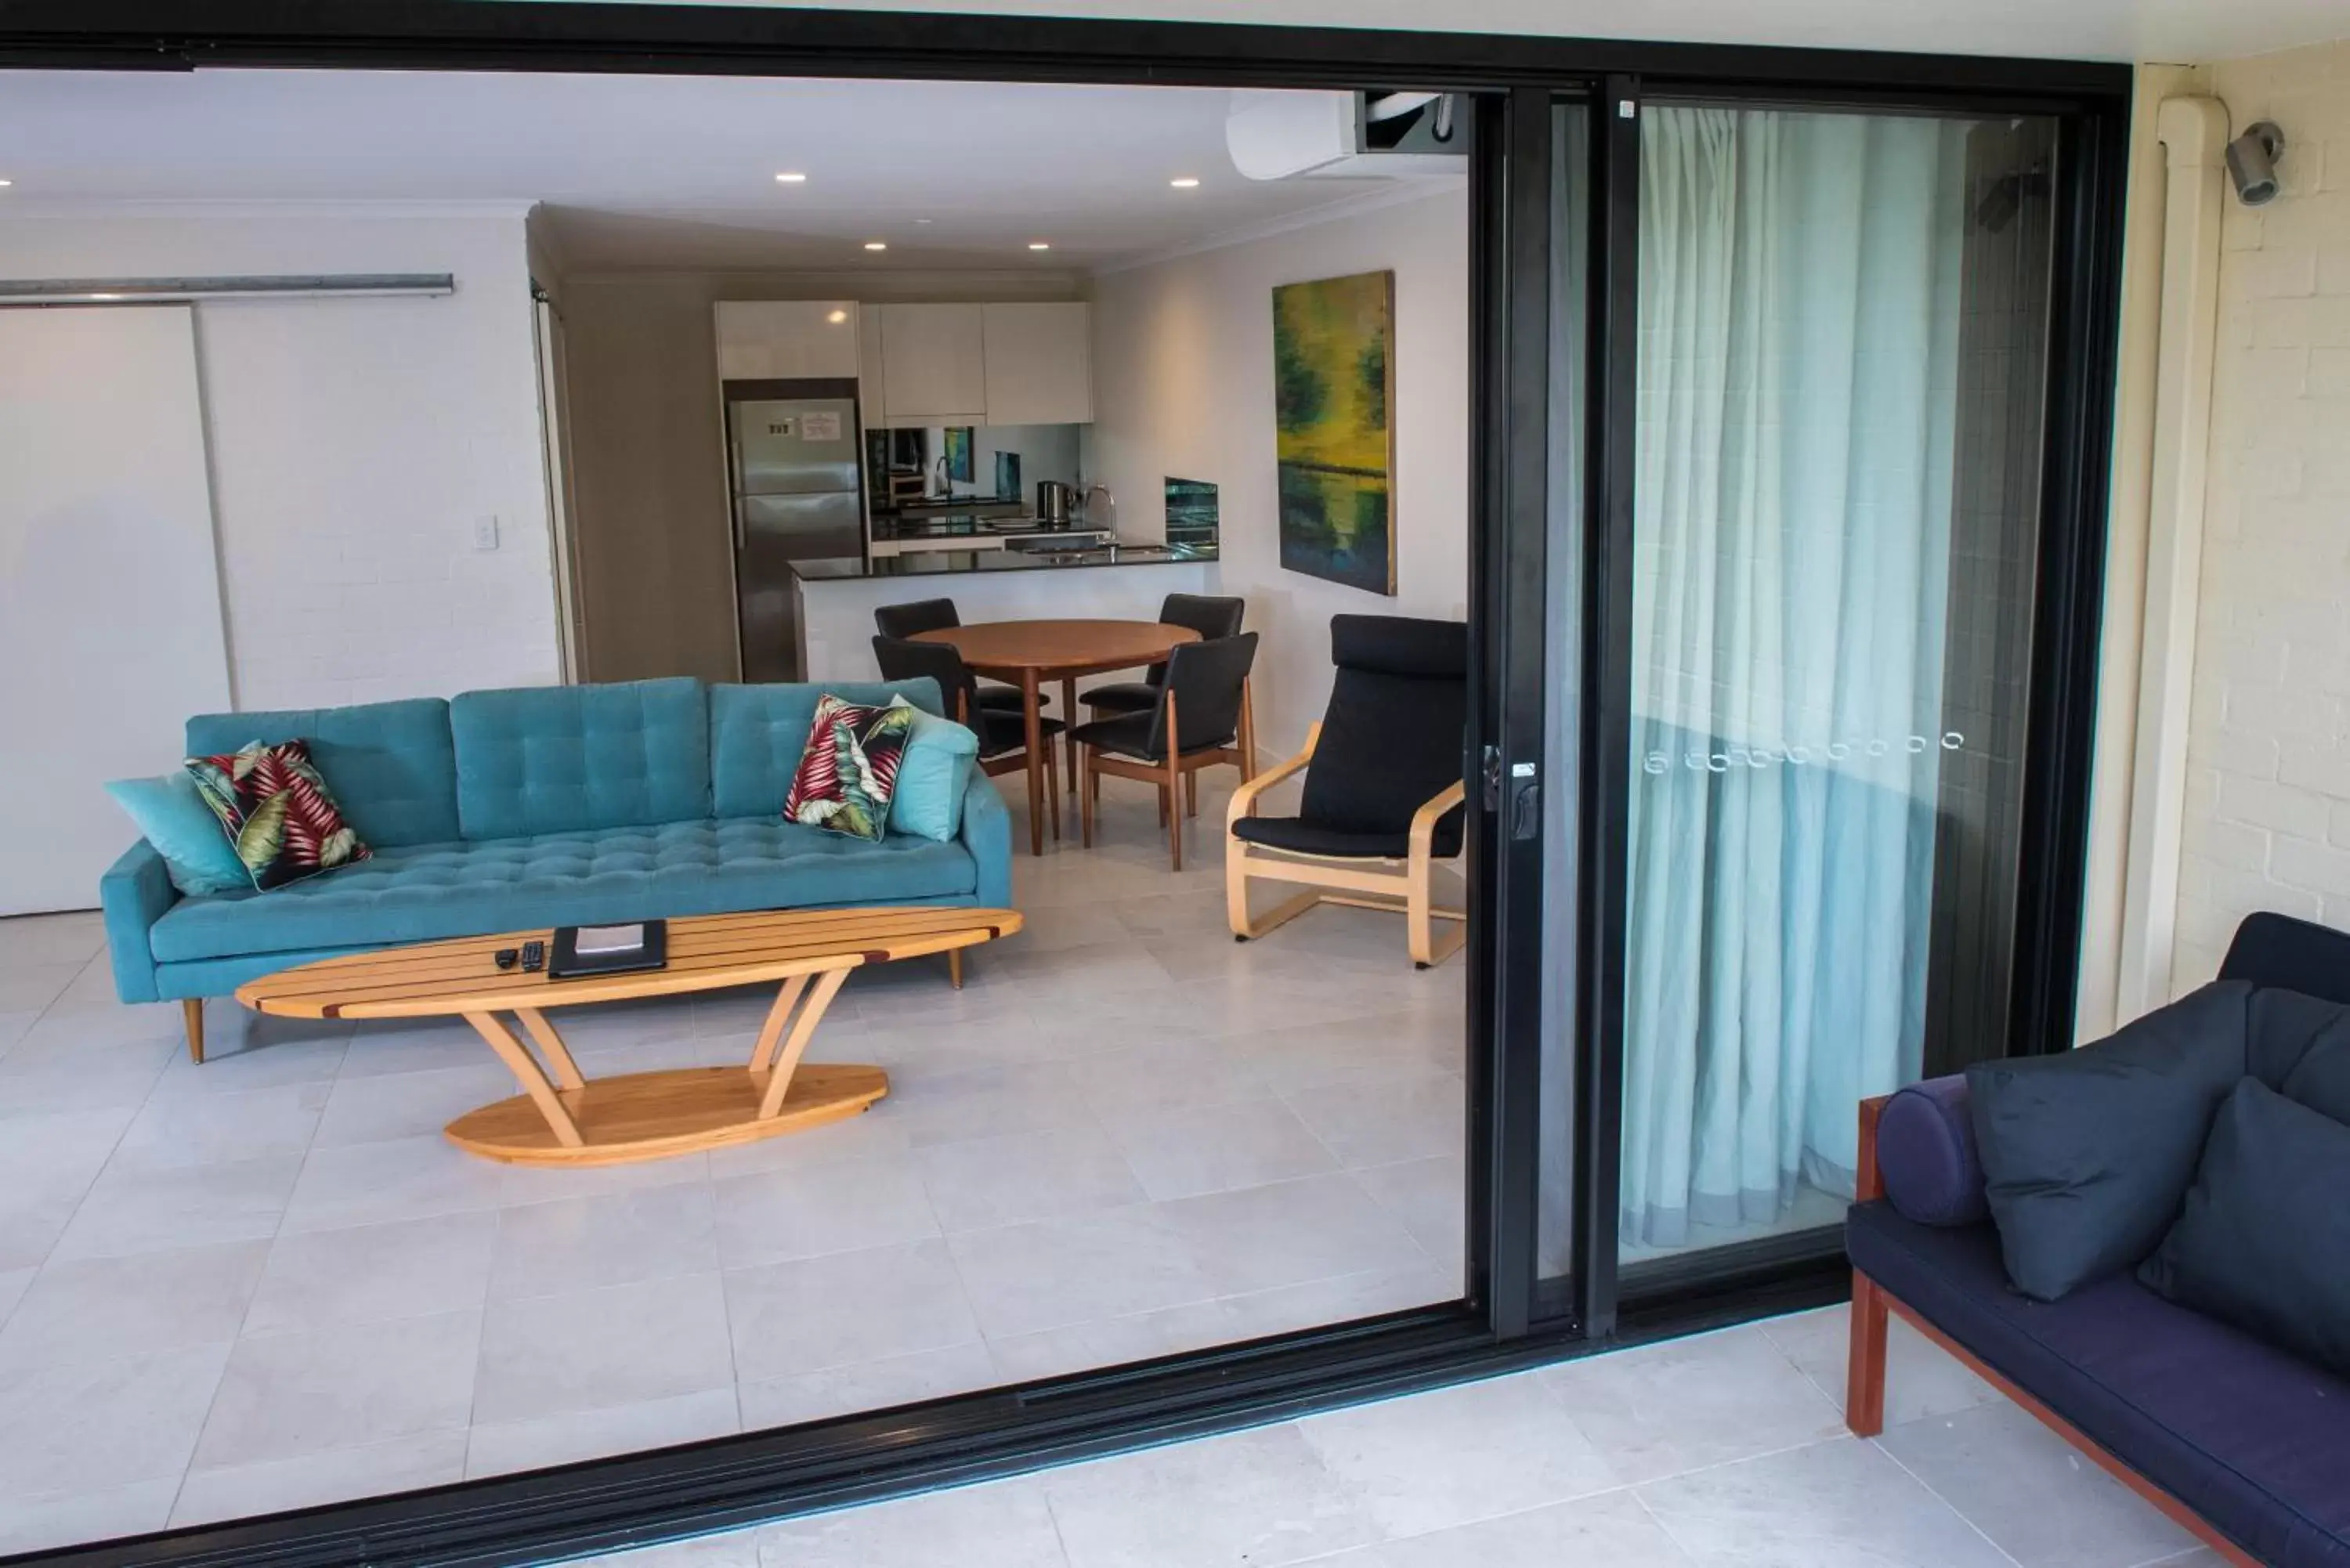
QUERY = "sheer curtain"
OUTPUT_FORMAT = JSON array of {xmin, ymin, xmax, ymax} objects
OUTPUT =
[{"xmin": 1619, "ymin": 107, "xmax": 1968, "ymax": 1249}]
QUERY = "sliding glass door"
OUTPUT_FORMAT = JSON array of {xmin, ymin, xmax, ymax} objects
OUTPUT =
[
  {"xmin": 1532, "ymin": 88, "xmax": 2072, "ymax": 1309},
  {"xmin": 1614, "ymin": 100, "xmax": 2058, "ymax": 1270}
]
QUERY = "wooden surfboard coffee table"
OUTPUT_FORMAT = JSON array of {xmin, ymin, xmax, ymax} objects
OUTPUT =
[{"xmin": 237, "ymin": 906, "xmax": 1021, "ymax": 1167}]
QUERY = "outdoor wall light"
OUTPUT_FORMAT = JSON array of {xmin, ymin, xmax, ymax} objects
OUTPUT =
[{"xmin": 2225, "ymin": 121, "xmax": 2284, "ymax": 206}]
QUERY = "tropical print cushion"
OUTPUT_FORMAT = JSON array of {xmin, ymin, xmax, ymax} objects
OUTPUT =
[
  {"xmin": 185, "ymin": 739, "xmax": 373, "ymax": 891},
  {"xmin": 783, "ymin": 695, "xmax": 916, "ymax": 841}
]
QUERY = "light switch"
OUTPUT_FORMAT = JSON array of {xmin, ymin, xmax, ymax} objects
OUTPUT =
[{"xmin": 473, "ymin": 515, "xmax": 500, "ymax": 551}]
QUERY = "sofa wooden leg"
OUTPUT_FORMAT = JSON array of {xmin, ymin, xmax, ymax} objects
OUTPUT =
[
  {"xmin": 1848, "ymin": 1269, "xmax": 1889, "ymax": 1437},
  {"xmin": 948, "ymin": 948, "xmax": 964, "ymax": 990},
  {"xmin": 183, "ymin": 997, "xmax": 206, "ymax": 1066}
]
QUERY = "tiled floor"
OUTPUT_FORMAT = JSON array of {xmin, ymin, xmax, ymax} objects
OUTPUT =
[
  {"xmin": 584, "ymin": 1306, "xmax": 2218, "ymax": 1568},
  {"xmin": 0, "ymin": 773, "xmax": 1470, "ymax": 1554}
]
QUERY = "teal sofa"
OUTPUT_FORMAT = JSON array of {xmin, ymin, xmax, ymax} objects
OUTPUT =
[{"xmin": 101, "ymin": 677, "xmax": 1012, "ymax": 1034}]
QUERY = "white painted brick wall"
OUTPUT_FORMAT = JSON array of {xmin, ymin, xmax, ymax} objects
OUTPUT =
[
  {"xmin": 0, "ymin": 208, "xmax": 559, "ymax": 714},
  {"xmin": 2174, "ymin": 40, "xmax": 2350, "ymax": 986}
]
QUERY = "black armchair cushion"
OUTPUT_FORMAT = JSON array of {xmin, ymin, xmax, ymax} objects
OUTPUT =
[
  {"xmin": 1297, "ymin": 616, "xmax": 1466, "ymax": 840},
  {"xmin": 1232, "ymin": 813, "xmax": 1462, "ymax": 862},
  {"xmin": 975, "ymin": 687, "xmax": 1030, "ymax": 713}
]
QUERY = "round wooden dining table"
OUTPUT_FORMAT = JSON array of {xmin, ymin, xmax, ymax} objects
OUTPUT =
[{"xmin": 913, "ymin": 618, "xmax": 1203, "ymax": 856}]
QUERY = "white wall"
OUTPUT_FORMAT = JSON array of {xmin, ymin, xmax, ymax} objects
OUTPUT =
[
  {"xmin": 0, "ymin": 204, "xmax": 558, "ymax": 712},
  {"xmin": 2168, "ymin": 41, "xmax": 2350, "ymax": 985},
  {"xmin": 1087, "ymin": 187, "xmax": 1471, "ymax": 759},
  {"xmin": 562, "ymin": 268, "xmax": 1085, "ymax": 684}
]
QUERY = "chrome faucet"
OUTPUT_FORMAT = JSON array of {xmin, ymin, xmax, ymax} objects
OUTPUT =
[{"xmin": 1081, "ymin": 482, "xmax": 1115, "ymax": 534}]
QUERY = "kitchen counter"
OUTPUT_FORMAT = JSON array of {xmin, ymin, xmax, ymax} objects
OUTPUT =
[
  {"xmin": 794, "ymin": 541, "xmax": 1215, "ymax": 580},
  {"xmin": 788, "ymin": 544, "xmax": 1224, "ymax": 682}
]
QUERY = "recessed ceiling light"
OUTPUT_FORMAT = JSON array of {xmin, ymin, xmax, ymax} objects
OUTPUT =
[
  {"xmin": 0, "ymin": 179, "xmax": 13, "ymax": 189},
  {"xmin": 1170, "ymin": 176, "xmax": 1201, "ymax": 189},
  {"xmin": 826, "ymin": 309, "xmax": 848, "ymax": 324},
  {"xmin": 913, "ymin": 218, "xmax": 934, "ymax": 226},
  {"xmin": 863, "ymin": 241, "xmax": 888, "ymax": 251},
  {"xmin": 774, "ymin": 172, "xmax": 808, "ymax": 183},
  {"xmin": 1028, "ymin": 242, "xmax": 1051, "ymax": 251}
]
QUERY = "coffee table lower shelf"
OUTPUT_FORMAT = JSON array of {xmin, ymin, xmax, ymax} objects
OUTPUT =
[{"xmin": 445, "ymin": 1062, "xmax": 891, "ymax": 1167}]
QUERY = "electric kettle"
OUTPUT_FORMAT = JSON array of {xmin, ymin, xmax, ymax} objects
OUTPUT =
[{"xmin": 1036, "ymin": 480, "xmax": 1076, "ymax": 529}]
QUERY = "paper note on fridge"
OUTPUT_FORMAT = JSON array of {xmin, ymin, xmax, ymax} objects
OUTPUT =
[{"xmin": 801, "ymin": 410, "xmax": 842, "ymax": 441}]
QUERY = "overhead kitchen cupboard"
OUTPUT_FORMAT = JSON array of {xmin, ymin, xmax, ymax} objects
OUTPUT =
[
  {"xmin": 875, "ymin": 303, "xmax": 988, "ymax": 425},
  {"xmin": 712, "ymin": 300, "xmax": 862, "ymax": 381},
  {"xmin": 981, "ymin": 302, "xmax": 1093, "ymax": 425}
]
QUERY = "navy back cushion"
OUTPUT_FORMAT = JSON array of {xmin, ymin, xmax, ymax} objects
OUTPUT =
[
  {"xmin": 1966, "ymin": 982, "xmax": 2251, "ymax": 1302},
  {"xmin": 2141, "ymin": 1078, "xmax": 2350, "ymax": 1378}
]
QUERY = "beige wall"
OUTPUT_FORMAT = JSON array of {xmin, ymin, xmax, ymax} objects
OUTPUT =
[
  {"xmin": 2170, "ymin": 39, "xmax": 2350, "ymax": 985},
  {"xmin": 1087, "ymin": 189, "xmax": 1471, "ymax": 760},
  {"xmin": 561, "ymin": 269, "xmax": 1085, "ymax": 683}
]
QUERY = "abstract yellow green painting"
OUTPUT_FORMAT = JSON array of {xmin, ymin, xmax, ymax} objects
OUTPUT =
[{"xmin": 1272, "ymin": 269, "xmax": 1397, "ymax": 594}]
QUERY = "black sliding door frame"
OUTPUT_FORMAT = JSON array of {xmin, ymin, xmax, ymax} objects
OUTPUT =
[
  {"xmin": 1561, "ymin": 75, "xmax": 2135, "ymax": 1329},
  {"xmin": 0, "ymin": 9, "xmax": 2129, "ymax": 1566}
]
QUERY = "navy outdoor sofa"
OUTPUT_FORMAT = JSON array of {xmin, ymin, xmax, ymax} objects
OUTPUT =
[{"xmin": 1846, "ymin": 912, "xmax": 2350, "ymax": 1568}]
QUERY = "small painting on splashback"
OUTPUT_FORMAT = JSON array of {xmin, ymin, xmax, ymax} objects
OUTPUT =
[{"xmin": 1272, "ymin": 269, "xmax": 1396, "ymax": 595}]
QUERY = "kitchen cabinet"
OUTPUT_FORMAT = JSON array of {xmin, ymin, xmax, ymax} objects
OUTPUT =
[
  {"xmin": 713, "ymin": 300, "xmax": 862, "ymax": 381},
  {"xmin": 877, "ymin": 303, "xmax": 987, "ymax": 424},
  {"xmin": 981, "ymin": 302, "xmax": 1093, "ymax": 425}
]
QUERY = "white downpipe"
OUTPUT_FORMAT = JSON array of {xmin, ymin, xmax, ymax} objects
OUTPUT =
[{"xmin": 2113, "ymin": 96, "xmax": 2229, "ymax": 1023}]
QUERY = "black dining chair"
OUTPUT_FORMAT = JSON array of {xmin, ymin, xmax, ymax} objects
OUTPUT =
[
  {"xmin": 1078, "ymin": 593, "xmax": 1246, "ymax": 719},
  {"xmin": 1072, "ymin": 632, "xmax": 1258, "ymax": 873},
  {"xmin": 872, "ymin": 598, "xmax": 1032, "ymax": 715},
  {"xmin": 873, "ymin": 635, "xmax": 1065, "ymax": 840},
  {"xmin": 1224, "ymin": 615, "xmax": 1467, "ymax": 967}
]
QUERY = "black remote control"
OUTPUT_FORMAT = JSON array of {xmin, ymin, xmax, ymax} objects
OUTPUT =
[
  {"xmin": 521, "ymin": 940, "xmax": 545, "ymax": 972},
  {"xmin": 494, "ymin": 948, "xmax": 518, "ymax": 971}
]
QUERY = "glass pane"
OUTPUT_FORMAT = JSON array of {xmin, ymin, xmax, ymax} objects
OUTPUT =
[
  {"xmin": 1538, "ymin": 99, "xmax": 1589, "ymax": 1286},
  {"xmin": 1619, "ymin": 104, "xmax": 2057, "ymax": 1265}
]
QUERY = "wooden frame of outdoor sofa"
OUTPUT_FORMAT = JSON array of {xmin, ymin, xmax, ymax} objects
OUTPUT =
[
  {"xmin": 1222, "ymin": 721, "xmax": 1469, "ymax": 969},
  {"xmin": 1846, "ymin": 1095, "xmax": 2261, "ymax": 1568}
]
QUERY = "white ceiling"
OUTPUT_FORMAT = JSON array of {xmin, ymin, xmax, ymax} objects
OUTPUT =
[{"xmin": 0, "ymin": 71, "xmax": 1444, "ymax": 273}]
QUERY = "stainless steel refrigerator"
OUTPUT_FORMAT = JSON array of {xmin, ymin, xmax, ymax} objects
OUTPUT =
[{"xmin": 725, "ymin": 377, "xmax": 866, "ymax": 682}]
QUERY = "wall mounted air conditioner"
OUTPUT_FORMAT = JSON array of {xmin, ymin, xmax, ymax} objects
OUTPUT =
[{"xmin": 1226, "ymin": 90, "xmax": 1470, "ymax": 181}]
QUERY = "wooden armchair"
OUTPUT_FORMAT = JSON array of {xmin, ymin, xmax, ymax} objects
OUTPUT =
[{"xmin": 1224, "ymin": 616, "xmax": 1468, "ymax": 968}]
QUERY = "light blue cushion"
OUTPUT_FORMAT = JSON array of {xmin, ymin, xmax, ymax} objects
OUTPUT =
[
  {"xmin": 708, "ymin": 679, "xmax": 945, "ymax": 820},
  {"xmin": 146, "ymin": 818, "xmax": 980, "ymax": 963},
  {"xmin": 450, "ymin": 677, "xmax": 708, "ymax": 840},
  {"xmin": 104, "ymin": 773, "xmax": 248, "ymax": 895},
  {"xmin": 891, "ymin": 708, "xmax": 978, "ymax": 842},
  {"xmin": 186, "ymin": 696, "xmax": 457, "ymax": 848}
]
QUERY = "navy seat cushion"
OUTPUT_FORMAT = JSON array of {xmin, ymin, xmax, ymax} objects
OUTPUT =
[
  {"xmin": 1848, "ymin": 1201, "xmax": 2350, "ymax": 1568},
  {"xmin": 186, "ymin": 697, "xmax": 457, "ymax": 850},
  {"xmin": 2141, "ymin": 1078, "xmax": 2350, "ymax": 1378},
  {"xmin": 148, "ymin": 818, "xmax": 977, "ymax": 963},
  {"xmin": 1965, "ymin": 981, "xmax": 2251, "ymax": 1301}
]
